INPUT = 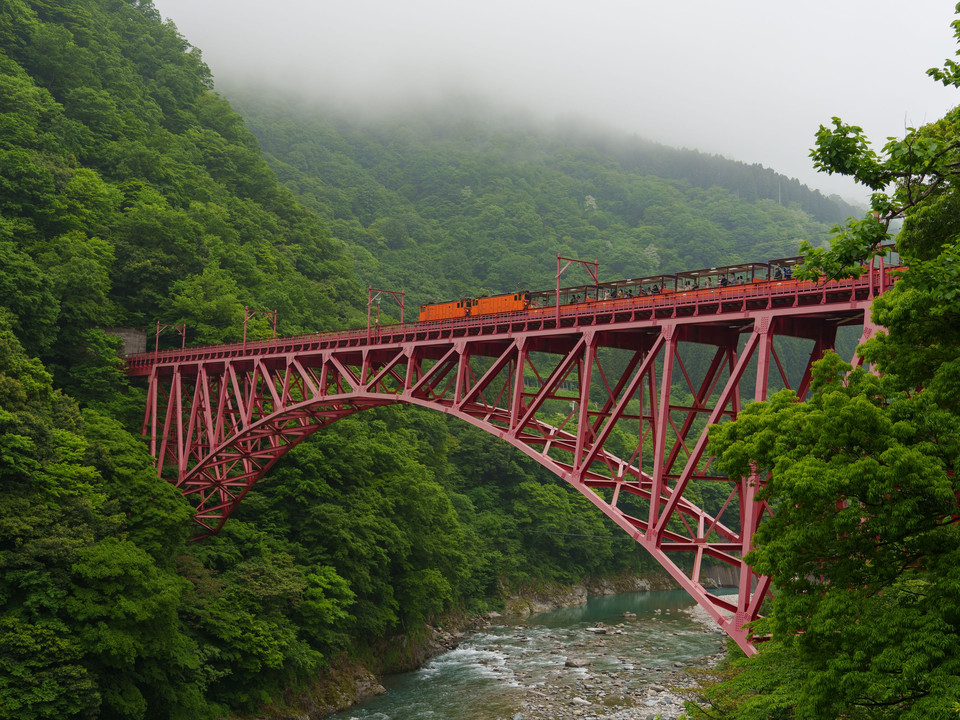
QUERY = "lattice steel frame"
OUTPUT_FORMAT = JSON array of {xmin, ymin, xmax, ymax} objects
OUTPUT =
[{"xmin": 134, "ymin": 270, "xmax": 891, "ymax": 655}]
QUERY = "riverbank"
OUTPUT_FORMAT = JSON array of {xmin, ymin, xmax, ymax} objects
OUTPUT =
[
  {"xmin": 501, "ymin": 573, "xmax": 679, "ymax": 619},
  {"xmin": 262, "ymin": 609, "xmax": 494, "ymax": 720},
  {"xmin": 255, "ymin": 574, "xmax": 728, "ymax": 719}
]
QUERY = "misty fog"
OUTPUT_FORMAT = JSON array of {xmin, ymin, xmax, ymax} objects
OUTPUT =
[{"xmin": 151, "ymin": 0, "xmax": 958, "ymax": 203}]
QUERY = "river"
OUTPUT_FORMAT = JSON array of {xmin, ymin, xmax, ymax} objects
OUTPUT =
[{"xmin": 328, "ymin": 589, "xmax": 729, "ymax": 720}]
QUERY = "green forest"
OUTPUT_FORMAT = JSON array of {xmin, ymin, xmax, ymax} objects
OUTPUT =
[
  {"xmin": 1, "ymin": 0, "xmax": 957, "ymax": 718},
  {"xmin": 231, "ymin": 92, "xmax": 856, "ymax": 314}
]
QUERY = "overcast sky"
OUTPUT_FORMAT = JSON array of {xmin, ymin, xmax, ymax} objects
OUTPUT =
[{"xmin": 151, "ymin": 0, "xmax": 959, "ymax": 203}]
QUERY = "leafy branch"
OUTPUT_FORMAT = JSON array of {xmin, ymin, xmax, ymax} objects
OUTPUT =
[{"xmin": 799, "ymin": 100, "xmax": 960, "ymax": 281}]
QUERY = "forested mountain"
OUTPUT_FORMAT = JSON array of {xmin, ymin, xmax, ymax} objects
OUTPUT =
[
  {"xmin": 0, "ymin": 0, "xmax": 363, "ymax": 380},
  {"xmin": 233, "ymin": 93, "xmax": 856, "ymax": 315},
  {"xmin": 0, "ymin": 1, "xmax": 874, "ymax": 719}
]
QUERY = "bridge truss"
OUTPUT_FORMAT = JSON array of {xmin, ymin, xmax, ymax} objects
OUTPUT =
[{"xmin": 127, "ymin": 269, "xmax": 891, "ymax": 654}]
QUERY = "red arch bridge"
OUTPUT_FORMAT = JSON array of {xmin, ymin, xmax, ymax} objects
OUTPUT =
[{"xmin": 125, "ymin": 265, "xmax": 895, "ymax": 655}]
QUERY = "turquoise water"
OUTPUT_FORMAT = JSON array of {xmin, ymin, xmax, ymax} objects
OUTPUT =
[{"xmin": 328, "ymin": 589, "xmax": 728, "ymax": 720}]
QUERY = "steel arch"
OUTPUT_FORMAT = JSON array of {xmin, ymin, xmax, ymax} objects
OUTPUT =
[{"xmin": 130, "ymin": 269, "xmax": 890, "ymax": 655}]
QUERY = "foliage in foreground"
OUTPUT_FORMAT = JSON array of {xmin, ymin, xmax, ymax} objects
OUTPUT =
[
  {"xmin": 695, "ymin": 358, "xmax": 960, "ymax": 719},
  {"xmin": 694, "ymin": 7, "xmax": 960, "ymax": 718}
]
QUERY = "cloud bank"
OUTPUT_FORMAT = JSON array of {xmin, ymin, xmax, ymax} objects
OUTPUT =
[{"xmin": 153, "ymin": 0, "xmax": 959, "ymax": 201}]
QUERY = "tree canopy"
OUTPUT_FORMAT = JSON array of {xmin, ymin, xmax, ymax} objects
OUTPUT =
[{"xmin": 693, "ymin": 7, "xmax": 960, "ymax": 718}]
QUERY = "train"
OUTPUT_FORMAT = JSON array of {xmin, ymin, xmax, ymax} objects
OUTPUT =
[{"xmin": 417, "ymin": 255, "xmax": 812, "ymax": 322}]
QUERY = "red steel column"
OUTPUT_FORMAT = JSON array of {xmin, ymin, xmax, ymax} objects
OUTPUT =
[
  {"xmin": 648, "ymin": 324, "xmax": 677, "ymax": 535},
  {"xmin": 574, "ymin": 331, "xmax": 597, "ymax": 473},
  {"xmin": 753, "ymin": 315, "xmax": 775, "ymax": 402}
]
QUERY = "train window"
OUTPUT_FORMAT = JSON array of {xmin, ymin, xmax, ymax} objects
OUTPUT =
[{"xmin": 514, "ymin": 294, "xmax": 518, "ymax": 300}]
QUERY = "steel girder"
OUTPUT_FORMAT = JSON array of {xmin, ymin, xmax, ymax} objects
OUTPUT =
[{"xmin": 141, "ymin": 297, "xmax": 876, "ymax": 656}]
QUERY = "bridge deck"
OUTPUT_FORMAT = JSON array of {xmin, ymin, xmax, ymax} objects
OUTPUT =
[{"xmin": 125, "ymin": 270, "xmax": 893, "ymax": 375}]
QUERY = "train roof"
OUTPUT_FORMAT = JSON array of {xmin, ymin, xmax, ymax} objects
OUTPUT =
[
  {"xmin": 765, "ymin": 256, "xmax": 805, "ymax": 268},
  {"xmin": 528, "ymin": 274, "xmax": 678, "ymax": 295},
  {"xmin": 676, "ymin": 262, "xmax": 768, "ymax": 280},
  {"xmin": 529, "ymin": 284, "xmax": 596, "ymax": 296},
  {"xmin": 596, "ymin": 274, "xmax": 677, "ymax": 288},
  {"xmin": 471, "ymin": 290, "xmax": 529, "ymax": 300}
]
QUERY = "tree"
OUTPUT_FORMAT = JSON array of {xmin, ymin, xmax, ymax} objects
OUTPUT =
[
  {"xmin": 166, "ymin": 264, "xmax": 244, "ymax": 344},
  {"xmin": 0, "ymin": 314, "xmax": 209, "ymax": 720},
  {"xmin": 703, "ymin": 359, "xmax": 960, "ymax": 719},
  {"xmin": 695, "ymin": 7, "xmax": 960, "ymax": 719}
]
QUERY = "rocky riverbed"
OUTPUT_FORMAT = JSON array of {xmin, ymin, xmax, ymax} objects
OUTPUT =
[
  {"xmin": 327, "ymin": 590, "xmax": 730, "ymax": 720},
  {"xmin": 484, "ymin": 605, "xmax": 726, "ymax": 720}
]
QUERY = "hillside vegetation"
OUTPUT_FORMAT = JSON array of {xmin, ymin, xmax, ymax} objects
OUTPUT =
[
  {"xmin": 0, "ymin": 1, "xmax": 870, "ymax": 718},
  {"xmin": 234, "ymin": 93, "xmax": 855, "ymax": 315}
]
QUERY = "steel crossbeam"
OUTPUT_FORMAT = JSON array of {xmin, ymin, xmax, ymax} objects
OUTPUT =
[{"xmin": 131, "ymin": 269, "xmax": 893, "ymax": 655}]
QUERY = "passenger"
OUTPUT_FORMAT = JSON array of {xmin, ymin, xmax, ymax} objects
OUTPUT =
[
  {"xmin": 651, "ymin": 285, "xmax": 660, "ymax": 295},
  {"xmin": 719, "ymin": 276, "xmax": 729, "ymax": 287},
  {"xmin": 773, "ymin": 266, "xmax": 783, "ymax": 281},
  {"xmin": 704, "ymin": 278, "xmax": 712, "ymax": 288}
]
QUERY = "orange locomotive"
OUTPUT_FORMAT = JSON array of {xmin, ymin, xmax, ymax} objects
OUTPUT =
[
  {"xmin": 418, "ymin": 292, "xmax": 529, "ymax": 322},
  {"xmin": 417, "ymin": 299, "xmax": 473, "ymax": 322}
]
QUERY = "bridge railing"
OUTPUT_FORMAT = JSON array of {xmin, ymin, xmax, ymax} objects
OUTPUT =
[{"xmin": 125, "ymin": 265, "xmax": 900, "ymax": 373}]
